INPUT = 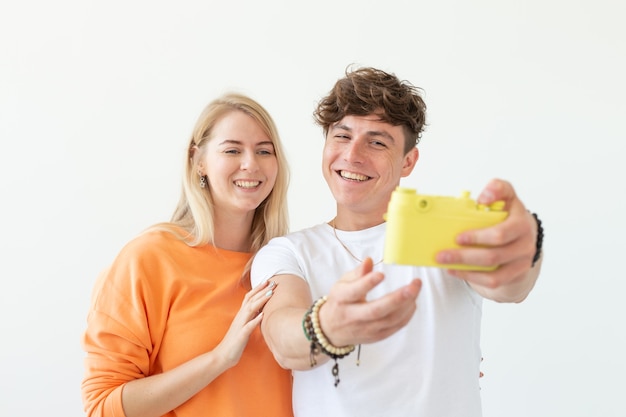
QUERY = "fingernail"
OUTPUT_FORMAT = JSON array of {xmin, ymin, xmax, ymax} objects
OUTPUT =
[
  {"xmin": 265, "ymin": 289, "xmax": 273, "ymax": 297},
  {"xmin": 479, "ymin": 189, "xmax": 495, "ymax": 202},
  {"xmin": 437, "ymin": 252, "xmax": 452, "ymax": 263},
  {"xmin": 457, "ymin": 233, "xmax": 471, "ymax": 245},
  {"xmin": 268, "ymin": 280, "xmax": 276, "ymax": 289}
]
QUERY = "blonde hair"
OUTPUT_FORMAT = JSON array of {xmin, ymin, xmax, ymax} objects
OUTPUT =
[{"xmin": 149, "ymin": 93, "xmax": 290, "ymax": 277}]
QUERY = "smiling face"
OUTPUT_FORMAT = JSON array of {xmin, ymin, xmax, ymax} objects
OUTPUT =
[
  {"xmin": 198, "ymin": 110, "xmax": 278, "ymax": 218},
  {"xmin": 322, "ymin": 114, "xmax": 419, "ymax": 228}
]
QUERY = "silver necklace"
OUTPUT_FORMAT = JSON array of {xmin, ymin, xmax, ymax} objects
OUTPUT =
[{"xmin": 330, "ymin": 219, "xmax": 383, "ymax": 266}]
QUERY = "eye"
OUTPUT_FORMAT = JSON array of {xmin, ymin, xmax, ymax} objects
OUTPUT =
[
  {"xmin": 257, "ymin": 148, "xmax": 274, "ymax": 155},
  {"xmin": 334, "ymin": 134, "xmax": 351, "ymax": 141},
  {"xmin": 371, "ymin": 140, "xmax": 387, "ymax": 148},
  {"xmin": 224, "ymin": 149, "xmax": 240, "ymax": 154}
]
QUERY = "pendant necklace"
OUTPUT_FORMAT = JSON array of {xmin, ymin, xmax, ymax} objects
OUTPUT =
[{"xmin": 330, "ymin": 219, "xmax": 384, "ymax": 266}]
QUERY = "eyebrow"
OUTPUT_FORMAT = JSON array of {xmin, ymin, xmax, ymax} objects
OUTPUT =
[
  {"xmin": 332, "ymin": 123, "xmax": 396, "ymax": 143},
  {"xmin": 218, "ymin": 139, "xmax": 275, "ymax": 147}
]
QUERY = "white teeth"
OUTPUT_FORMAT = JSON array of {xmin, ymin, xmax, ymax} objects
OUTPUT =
[
  {"xmin": 235, "ymin": 180, "xmax": 260, "ymax": 188},
  {"xmin": 340, "ymin": 170, "xmax": 369, "ymax": 181}
]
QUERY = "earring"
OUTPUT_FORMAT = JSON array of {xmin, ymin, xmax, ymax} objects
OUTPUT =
[{"xmin": 198, "ymin": 170, "xmax": 206, "ymax": 188}]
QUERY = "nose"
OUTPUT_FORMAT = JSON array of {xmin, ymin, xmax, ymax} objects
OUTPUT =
[
  {"xmin": 344, "ymin": 140, "xmax": 366, "ymax": 163},
  {"xmin": 240, "ymin": 151, "xmax": 260, "ymax": 172}
]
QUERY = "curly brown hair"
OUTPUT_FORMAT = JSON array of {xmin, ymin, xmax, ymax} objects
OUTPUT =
[{"xmin": 313, "ymin": 65, "xmax": 427, "ymax": 154}]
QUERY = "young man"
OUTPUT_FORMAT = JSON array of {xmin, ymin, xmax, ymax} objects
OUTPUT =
[{"xmin": 251, "ymin": 66, "xmax": 543, "ymax": 417}]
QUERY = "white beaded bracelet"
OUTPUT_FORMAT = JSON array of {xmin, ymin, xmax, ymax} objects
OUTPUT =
[{"xmin": 303, "ymin": 296, "xmax": 359, "ymax": 387}]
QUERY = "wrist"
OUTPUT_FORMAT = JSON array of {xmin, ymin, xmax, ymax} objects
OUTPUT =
[
  {"xmin": 530, "ymin": 212, "xmax": 544, "ymax": 267},
  {"xmin": 303, "ymin": 296, "xmax": 357, "ymax": 387},
  {"xmin": 316, "ymin": 298, "xmax": 343, "ymax": 347}
]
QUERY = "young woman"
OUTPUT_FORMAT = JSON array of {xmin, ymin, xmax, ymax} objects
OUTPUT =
[{"xmin": 81, "ymin": 93, "xmax": 292, "ymax": 417}]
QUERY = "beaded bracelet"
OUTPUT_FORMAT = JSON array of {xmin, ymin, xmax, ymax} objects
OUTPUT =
[
  {"xmin": 530, "ymin": 212, "xmax": 544, "ymax": 267},
  {"xmin": 303, "ymin": 296, "xmax": 358, "ymax": 387}
]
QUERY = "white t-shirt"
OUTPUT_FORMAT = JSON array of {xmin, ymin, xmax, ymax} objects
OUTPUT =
[{"xmin": 252, "ymin": 222, "xmax": 484, "ymax": 417}]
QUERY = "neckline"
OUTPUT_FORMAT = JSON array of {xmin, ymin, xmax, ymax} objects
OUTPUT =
[{"xmin": 329, "ymin": 219, "xmax": 384, "ymax": 265}]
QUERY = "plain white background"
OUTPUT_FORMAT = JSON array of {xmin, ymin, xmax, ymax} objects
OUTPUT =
[{"xmin": 1, "ymin": 0, "xmax": 625, "ymax": 416}]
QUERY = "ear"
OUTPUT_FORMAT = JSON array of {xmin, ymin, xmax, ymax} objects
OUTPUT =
[
  {"xmin": 189, "ymin": 144, "xmax": 199, "ymax": 158},
  {"xmin": 190, "ymin": 145, "xmax": 205, "ymax": 174},
  {"xmin": 400, "ymin": 147, "xmax": 419, "ymax": 178}
]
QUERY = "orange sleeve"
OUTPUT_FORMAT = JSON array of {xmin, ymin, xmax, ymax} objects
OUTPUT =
[{"xmin": 81, "ymin": 238, "xmax": 163, "ymax": 417}]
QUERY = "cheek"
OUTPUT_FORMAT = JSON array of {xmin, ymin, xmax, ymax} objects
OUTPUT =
[
  {"xmin": 321, "ymin": 146, "xmax": 336, "ymax": 170},
  {"xmin": 206, "ymin": 160, "xmax": 221, "ymax": 175},
  {"xmin": 263, "ymin": 159, "xmax": 279, "ymax": 184},
  {"xmin": 205, "ymin": 160, "xmax": 232, "ymax": 184},
  {"xmin": 321, "ymin": 151, "xmax": 334, "ymax": 183},
  {"xmin": 378, "ymin": 155, "xmax": 403, "ymax": 180}
]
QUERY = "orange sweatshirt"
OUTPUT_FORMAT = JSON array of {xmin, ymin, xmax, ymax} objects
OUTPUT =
[{"xmin": 81, "ymin": 229, "xmax": 293, "ymax": 417}]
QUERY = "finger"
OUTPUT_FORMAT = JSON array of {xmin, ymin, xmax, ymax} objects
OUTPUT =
[
  {"xmin": 346, "ymin": 280, "xmax": 421, "ymax": 343},
  {"xmin": 353, "ymin": 278, "xmax": 421, "ymax": 321},
  {"xmin": 447, "ymin": 257, "xmax": 530, "ymax": 289},
  {"xmin": 477, "ymin": 179, "xmax": 530, "ymax": 222},
  {"xmin": 235, "ymin": 309, "xmax": 266, "ymax": 339},
  {"xmin": 437, "ymin": 246, "xmax": 505, "ymax": 269},
  {"xmin": 338, "ymin": 257, "xmax": 374, "ymax": 284},
  {"xmin": 366, "ymin": 301, "xmax": 417, "ymax": 340},
  {"xmin": 224, "ymin": 312, "xmax": 264, "ymax": 356},
  {"xmin": 438, "ymin": 228, "xmax": 535, "ymax": 269},
  {"xmin": 320, "ymin": 278, "xmax": 421, "ymax": 346},
  {"xmin": 477, "ymin": 178, "xmax": 514, "ymax": 206},
  {"xmin": 456, "ymin": 222, "xmax": 512, "ymax": 247},
  {"xmin": 249, "ymin": 288, "xmax": 274, "ymax": 312},
  {"xmin": 239, "ymin": 287, "xmax": 275, "ymax": 320},
  {"xmin": 454, "ymin": 206, "xmax": 533, "ymax": 248},
  {"xmin": 247, "ymin": 279, "xmax": 276, "ymax": 299},
  {"xmin": 240, "ymin": 281, "xmax": 274, "ymax": 309},
  {"xmin": 241, "ymin": 311, "xmax": 264, "ymax": 334},
  {"xmin": 230, "ymin": 287, "xmax": 274, "ymax": 331},
  {"xmin": 332, "ymin": 269, "xmax": 384, "ymax": 303},
  {"xmin": 327, "ymin": 258, "xmax": 383, "ymax": 304}
]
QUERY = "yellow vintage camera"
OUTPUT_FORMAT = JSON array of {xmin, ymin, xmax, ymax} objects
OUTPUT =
[{"xmin": 383, "ymin": 187, "xmax": 508, "ymax": 270}]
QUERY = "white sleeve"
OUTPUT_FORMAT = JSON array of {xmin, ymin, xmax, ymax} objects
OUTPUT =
[{"xmin": 250, "ymin": 236, "xmax": 307, "ymax": 288}]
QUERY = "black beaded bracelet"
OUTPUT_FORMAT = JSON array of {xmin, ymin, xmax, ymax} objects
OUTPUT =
[{"xmin": 531, "ymin": 212, "xmax": 543, "ymax": 267}]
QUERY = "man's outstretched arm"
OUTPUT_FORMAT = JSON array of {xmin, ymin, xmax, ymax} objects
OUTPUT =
[{"xmin": 260, "ymin": 259, "xmax": 422, "ymax": 370}]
